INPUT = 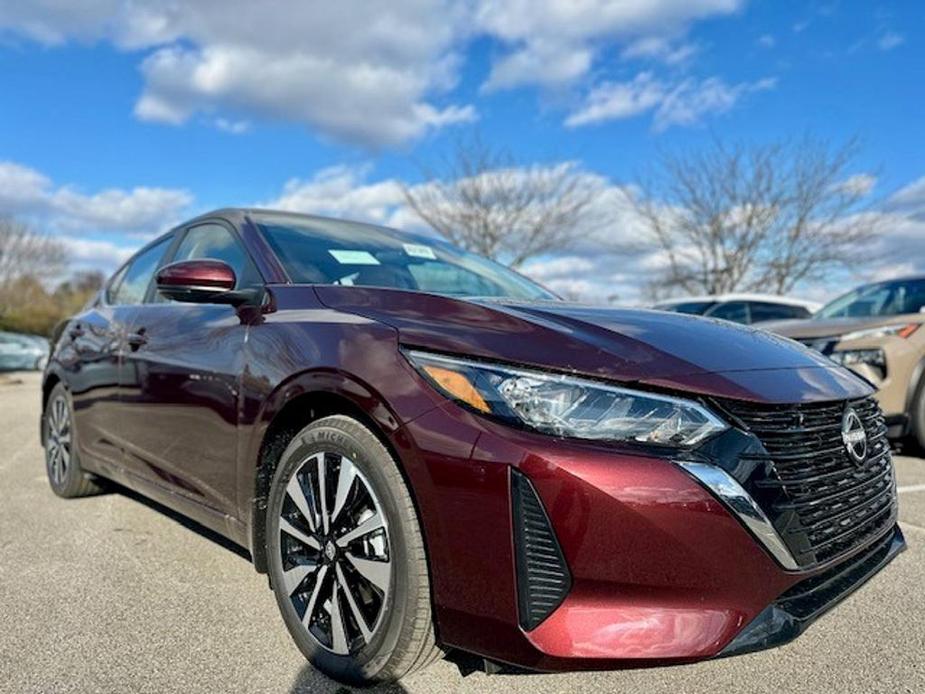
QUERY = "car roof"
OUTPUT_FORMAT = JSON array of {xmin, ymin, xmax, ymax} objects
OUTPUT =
[{"xmin": 655, "ymin": 293, "xmax": 820, "ymax": 310}]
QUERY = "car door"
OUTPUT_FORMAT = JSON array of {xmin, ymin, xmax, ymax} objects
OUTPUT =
[
  {"xmin": 119, "ymin": 220, "xmax": 263, "ymax": 517},
  {"xmin": 62, "ymin": 240, "xmax": 173, "ymax": 474}
]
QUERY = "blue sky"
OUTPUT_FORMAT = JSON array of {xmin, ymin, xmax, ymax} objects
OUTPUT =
[{"xmin": 0, "ymin": 1, "xmax": 923, "ymax": 302}]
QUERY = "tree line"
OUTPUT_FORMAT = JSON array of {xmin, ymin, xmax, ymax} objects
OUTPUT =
[
  {"xmin": 0, "ymin": 219, "xmax": 103, "ymax": 337},
  {"xmin": 1, "ymin": 133, "xmax": 878, "ymax": 337}
]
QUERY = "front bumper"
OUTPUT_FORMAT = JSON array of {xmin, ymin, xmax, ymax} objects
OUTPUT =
[
  {"xmin": 394, "ymin": 400, "xmax": 905, "ymax": 671},
  {"xmin": 721, "ymin": 525, "xmax": 905, "ymax": 656}
]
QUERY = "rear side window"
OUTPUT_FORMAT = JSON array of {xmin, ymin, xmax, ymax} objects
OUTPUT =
[
  {"xmin": 110, "ymin": 237, "xmax": 172, "ymax": 306},
  {"xmin": 105, "ymin": 265, "xmax": 129, "ymax": 304}
]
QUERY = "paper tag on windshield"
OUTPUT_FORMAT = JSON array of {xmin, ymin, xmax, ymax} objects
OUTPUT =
[
  {"xmin": 403, "ymin": 243, "xmax": 436, "ymax": 260},
  {"xmin": 329, "ymin": 249, "xmax": 380, "ymax": 265}
]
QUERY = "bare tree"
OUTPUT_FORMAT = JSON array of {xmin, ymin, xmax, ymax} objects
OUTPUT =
[
  {"xmin": 632, "ymin": 136, "xmax": 878, "ymax": 296},
  {"xmin": 0, "ymin": 218, "xmax": 67, "ymax": 285},
  {"xmin": 0, "ymin": 218, "xmax": 67, "ymax": 314},
  {"xmin": 402, "ymin": 138, "xmax": 605, "ymax": 268}
]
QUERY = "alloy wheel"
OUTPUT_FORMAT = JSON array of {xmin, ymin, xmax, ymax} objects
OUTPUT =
[
  {"xmin": 46, "ymin": 395, "xmax": 72, "ymax": 487},
  {"xmin": 278, "ymin": 451, "xmax": 391, "ymax": 656}
]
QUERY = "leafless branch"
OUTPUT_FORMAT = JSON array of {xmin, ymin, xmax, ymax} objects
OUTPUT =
[
  {"xmin": 631, "ymin": 135, "xmax": 879, "ymax": 297},
  {"xmin": 402, "ymin": 137, "xmax": 605, "ymax": 268}
]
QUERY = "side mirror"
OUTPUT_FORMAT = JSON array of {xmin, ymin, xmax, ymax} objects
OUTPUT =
[{"xmin": 156, "ymin": 260, "xmax": 238, "ymax": 304}]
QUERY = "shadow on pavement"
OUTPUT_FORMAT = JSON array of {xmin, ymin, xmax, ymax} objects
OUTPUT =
[
  {"xmin": 289, "ymin": 664, "xmax": 410, "ymax": 694},
  {"xmin": 106, "ymin": 481, "xmax": 253, "ymax": 562}
]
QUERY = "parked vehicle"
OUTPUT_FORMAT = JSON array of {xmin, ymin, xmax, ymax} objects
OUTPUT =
[
  {"xmin": 654, "ymin": 293, "xmax": 819, "ymax": 324},
  {"xmin": 765, "ymin": 276, "xmax": 925, "ymax": 446},
  {"xmin": 0, "ymin": 331, "xmax": 49, "ymax": 371},
  {"xmin": 42, "ymin": 210, "xmax": 903, "ymax": 684}
]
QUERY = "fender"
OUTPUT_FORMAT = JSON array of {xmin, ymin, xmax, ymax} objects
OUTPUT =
[
  {"xmin": 904, "ymin": 356, "xmax": 925, "ymax": 415},
  {"xmin": 239, "ymin": 365, "xmax": 443, "ymax": 572}
]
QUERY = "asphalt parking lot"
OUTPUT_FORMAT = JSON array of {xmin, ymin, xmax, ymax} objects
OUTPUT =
[{"xmin": 1, "ymin": 372, "xmax": 923, "ymax": 694}]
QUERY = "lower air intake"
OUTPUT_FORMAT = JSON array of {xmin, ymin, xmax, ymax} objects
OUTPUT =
[{"xmin": 511, "ymin": 470, "xmax": 572, "ymax": 630}]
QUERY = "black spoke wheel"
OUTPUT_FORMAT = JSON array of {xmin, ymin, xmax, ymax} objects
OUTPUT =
[
  {"xmin": 266, "ymin": 415, "xmax": 440, "ymax": 685},
  {"xmin": 43, "ymin": 383, "xmax": 102, "ymax": 498}
]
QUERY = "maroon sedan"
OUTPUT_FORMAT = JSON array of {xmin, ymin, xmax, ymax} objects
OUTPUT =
[{"xmin": 41, "ymin": 209, "xmax": 904, "ymax": 684}]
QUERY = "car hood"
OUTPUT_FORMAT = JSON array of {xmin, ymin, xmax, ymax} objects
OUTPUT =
[
  {"xmin": 313, "ymin": 287, "xmax": 871, "ymax": 403},
  {"xmin": 763, "ymin": 314, "xmax": 925, "ymax": 339}
]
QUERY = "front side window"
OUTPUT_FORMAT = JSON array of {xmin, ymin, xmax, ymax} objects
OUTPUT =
[
  {"xmin": 816, "ymin": 279, "xmax": 925, "ymax": 319},
  {"xmin": 110, "ymin": 237, "xmax": 172, "ymax": 306},
  {"xmin": 257, "ymin": 215, "xmax": 556, "ymax": 302},
  {"xmin": 171, "ymin": 223, "xmax": 262, "ymax": 289}
]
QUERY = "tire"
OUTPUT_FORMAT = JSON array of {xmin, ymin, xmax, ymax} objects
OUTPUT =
[
  {"xmin": 43, "ymin": 383, "xmax": 103, "ymax": 498},
  {"xmin": 266, "ymin": 415, "xmax": 441, "ymax": 685},
  {"xmin": 912, "ymin": 382, "xmax": 925, "ymax": 451}
]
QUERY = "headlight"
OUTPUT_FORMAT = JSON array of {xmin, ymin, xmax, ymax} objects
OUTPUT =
[
  {"xmin": 406, "ymin": 350, "xmax": 728, "ymax": 447},
  {"xmin": 840, "ymin": 324, "xmax": 920, "ymax": 341},
  {"xmin": 830, "ymin": 348, "xmax": 886, "ymax": 377}
]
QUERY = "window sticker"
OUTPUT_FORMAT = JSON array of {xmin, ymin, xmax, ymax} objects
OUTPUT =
[
  {"xmin": 329, "ymin": 249, "xmax": 381, "ymax": 265},
  {"xmin": 403, "ymin": 243, "xmax": 437, "ymax": 260}
]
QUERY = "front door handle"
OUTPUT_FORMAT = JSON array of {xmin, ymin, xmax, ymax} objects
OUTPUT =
[{"xmin": 126, "ymin": 329, "xmax": 148, "ymax": 350}]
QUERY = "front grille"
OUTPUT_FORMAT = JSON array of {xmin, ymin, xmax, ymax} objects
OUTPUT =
[
  {"xmin": 719, "ymin": 396, "xmax": 897, "ymax": 568},
  {"xmin": 510, "ymin": 470, "xmax": 571, "ymax": 630}
]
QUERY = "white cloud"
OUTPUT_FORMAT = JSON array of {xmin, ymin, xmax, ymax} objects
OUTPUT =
[
  {"xmin": 565, "ymin": 72, "xmax": 666, "ymax": 126},
  {"xmin": 0, "ymin": 160, "xmax": 192, "ymax": 237},
  {"xmin": 877, "ymin": 32, "xmax": 904, "ymax": 51},
  {"xmin": 757, "ymin": 34, "xmax": 775, "ymax": 48},
  {"xmin": 620, "ymin": 37, "xmax": 700, "ymax": 65},
  {"xmin": 0, "ymin": 161, "xmax": 51, "ymax": 212},
  {"xmin": 654, "ymin": 76, "xmax": 776, "ymax": 130},
  {"xmin": 1, "ymin": 1, "xmax": 475, "ymax": 148},
  {"xmin": 482, "ymin": 40, "xmax": 592, "ymax": 91},
  {"xmin": 837, "ymin": 173, "xmax": 877, "ymax": 197},
  {"xmin": 566, "ymin": 73, "xmax": 776, "ymax": 130},
  {"xmin": 214, "ymin": 118, "xmax": 250, "ymax": 135},
  {"xmin": 265, "ymin": 165, "xmax": 410, "ymax": 228},
  {"xmin": 887, "ymin": 176, "xmax": 925, "ymax": 215},
  {"xmin": 476, "ymin": 0, "xmax": 742, "ymax": 89},
  {"xmin": 61, "ymin": 238, "xmax": 136, "ymax": 269}
]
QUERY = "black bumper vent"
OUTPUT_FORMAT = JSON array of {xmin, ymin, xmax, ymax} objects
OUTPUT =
[
  {"xmin": 511, "ymin": 470, "xmax": 571, "ymax": 631},
  {"xmin": 719, "ymin": 396, "xmax": 897, "ymax": 568}
]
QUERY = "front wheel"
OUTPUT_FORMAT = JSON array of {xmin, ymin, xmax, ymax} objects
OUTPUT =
[{"xmin": 266, "ymin": 415, "xmax": 441, "ymax": 685}]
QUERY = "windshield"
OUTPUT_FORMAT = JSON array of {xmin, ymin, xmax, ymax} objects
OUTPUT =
[
  {"xmin": 816, "ymin": 278, "xmax": 925, "ymax": 319},
  {"xmin": 257, "ymin": 215, "xmax": 557, "ymax": 302}
]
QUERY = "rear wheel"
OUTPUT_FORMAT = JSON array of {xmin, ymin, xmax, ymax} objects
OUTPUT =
[
  {"xmin": 43, "ymin": 383, "xmax": 103, "ymax": 498},
  {"xmin": 266, "ymin": 415, "xmax": 440, "ymax": 685}
]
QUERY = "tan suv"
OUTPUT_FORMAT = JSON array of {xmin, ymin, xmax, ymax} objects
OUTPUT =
[{"xmin": 766, "ymin": 276, "xmax": 925, "ymax": 447}]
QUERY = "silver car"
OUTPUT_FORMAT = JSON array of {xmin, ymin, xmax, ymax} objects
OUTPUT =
[{"xmin": 0, "ymin": 331, "xmax": 49, "ymax": 371}]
